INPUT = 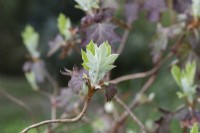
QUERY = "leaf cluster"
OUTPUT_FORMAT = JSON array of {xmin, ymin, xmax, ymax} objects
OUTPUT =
[
  {"xmin": 81, "ymin": 41, "xmax": 118, "ymax": 85},
  {"xmin": 171, "ymin": 61, "xmax": 197, "ymax": 103}
]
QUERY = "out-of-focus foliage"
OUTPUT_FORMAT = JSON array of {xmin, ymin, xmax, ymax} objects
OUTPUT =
[
  {"xmin": 57, "ymin": 13, "xmax": 72, "ymax": 40},
  {"xmin": 171, "ymin": 61, "xmax": 197, "ymax": 103},
  {"xmin": 190, "ymin": 124, "xmax": 199, "ymax": 133},
  {"xmin": 21, "ymin": 25, "xmax": 40, "ymax": 58},
  {"xmin": 83, "ymin": 23, "xmax": 120, "ymax": 45},
  {"xmin": 192, "ymin": 0, "xmax": 200, "ymax": 19},
  {"xmin": 75, "ymin": 0, "xmax": 99, "ymax": 12},
  {"xmin": 2, "ymin": 0, "xmax": 200, "ymax": 132}
]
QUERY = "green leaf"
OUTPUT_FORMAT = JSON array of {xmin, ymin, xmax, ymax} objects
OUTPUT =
[
  {"xmin": 21, "ymin": 25, "xmax": 39, "ymax": 57},
  {"xmin": 185, "ymin": 61, "xmax": 196, "ymax": 85},
  {"xmin": 192, "ymin": 0, "xmax": 200, "ymax": 19},
  {"xmin": 171, "ymin": 65, "xmax": 181, "ymax": 87},
  {"xmin": 81, "ymin": 50, "xmax": 89, "ymax": 70},
  {"xmin": 57, "ymin": 13, "xmax": 71, "ymax": 40},
  {"xmin": 105, "ymin": 41, "xmax": 111, "ymax": 56},
  {"xmin": 75, "ymin": 0, "xmax": 99, "ymax": 12},
  {"xmin": 176, "ymin": 91, "xmax": 186, "ymax": 99},
  {"xmin": 171, "ymin": 61, "xmax": 197, "ymax": 104},
  {"xmin": 86, "ymin": 40, "xmax": 95, "ymax": 55},
  {"xmin": 25, "ymin": 72, "xmax": 38, "ymax": 91},
  {"xmin": 81, "ymin": 41, "xmax": 119, "ymax": 84},
  {"xmin": 190, "ymin": 124, "xmax": 199, "ymax": 133}
]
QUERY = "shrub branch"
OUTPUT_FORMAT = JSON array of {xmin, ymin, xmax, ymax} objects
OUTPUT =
[{"xmin": 20, "ymin": 87, "xmax": 94, "ymax": 133}]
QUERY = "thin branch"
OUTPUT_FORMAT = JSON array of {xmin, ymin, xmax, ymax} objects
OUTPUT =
[
  {"xmin": 111, "ymin": 31, "xmax": 186, "ymax": 84},
  {"xmin": 110, "ymin": 52, "xmax": 173, "ymax": 132},
  {"xmin": 0, "ymin": 87, "xmax": 34, "ymax": 120},
  {"xmin": 44, "ymin": 70, "xmax": 58, "ymax": 94},
  {"xmin": 118, "ymin": 75, "xmax": 156, "ymax": 122},
  {"xmin": 110, "ymin": 52, "xmax": 173, "ymax": 84},
  {"xmin": 20, "ymin": 94, "xmax": 91, "ymax": 133},
  {"xmin": 50, "ymin": 97, "xmax": 57, "ymax": 120},
  {"xmin": 115, "ymin": 95, "xmax": 147, "ymax": 133},
  {"xmin": 111, "ymin": 75, "xmax": 156, "ymax": 133},
  {"xmin": 130, "ymin": 75, "xmax": 156, "ymax": 108},
  {"xmin": 0, "ymin": 87, "xmax": 39, "ymax": 133},
  {"xmin": 111, "ymin": 32, "xmax": 186, "ymax": 132},
  {"xmin": 117, "ymin": 30, "xmax": 130, "ymax": 54}
]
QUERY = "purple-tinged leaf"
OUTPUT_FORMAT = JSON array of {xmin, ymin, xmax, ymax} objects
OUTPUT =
[
  {"xmin": 150, "ymin": 24, "xmax": 168, "ymax": 63},
  {"xmin": 48, "ymin": 35, "xmax": 64, "ymax": 57},
  {"xmin": 173, "ymin": 0, "xmax": 191, "ymax": 13},
  {"xmin": 105, "ymin": 83, "xmax": 117, "ymax": 102},
  {"xmin": 68, "ymin": 67, "xmax": 82, "ymax": 94},
  {"xmin": 100, "ymin": 0, "xmax": 119, "ymax": 10},
  {"xmin": 61, "ymin": 66, "xmax": 88, "ymax": 94},
  {"xmin": 23, "ymin": 60, "xmax": 46, "ymax": 83},
  {"xmin": 82, "ymin": 23, "xmax": 120, "ymax": 46},
  {"xmin": 150, "ymin": 23, "xmax": 185, "ymax": 63},
  {"xmin": 124, "ymin": 0, "xmax": 140, "ymax": 24},
  {"xmin": 55, "ymin": 88, "xmax": 74, "ymax": 108},
  {"xmin": 55, "ymin": 88, "xmax": 82, "ymax": 112},
  {"xmin": 81, "ymin": 8, "xmax": 114, "ymax": 27},
  {"xmin": 180, "ymin": 109, "xmax": 200, "ymax": 128},
  {"xmin": 143, "ymin": 0, "xmax": 167, "ymax": 22}
]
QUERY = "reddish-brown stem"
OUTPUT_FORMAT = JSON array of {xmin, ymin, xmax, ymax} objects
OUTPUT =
[
  {"xmin": 20, "ymin": 83, "xmax": 95, "ymax": 133},
  {"xmin": 21, "ymin": 96, "xmax": 90, "ymax": 133}
]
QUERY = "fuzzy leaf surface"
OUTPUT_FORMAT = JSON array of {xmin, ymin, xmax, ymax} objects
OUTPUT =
[
  {"xmin": 67, "ymin": 67, "xmax": 83, "ymax": 94},
  {"xmin": 82, "ymin": 41, "xmax": 118, "ymax": 84},
  {"xmin": 83, "ymin": 23, "xmax": 120, "ymax": 45}
]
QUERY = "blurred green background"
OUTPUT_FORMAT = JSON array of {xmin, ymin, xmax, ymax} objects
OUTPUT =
[{"xmin": 0, "ymin": 0, "xmax": 183, "ymax": 133}]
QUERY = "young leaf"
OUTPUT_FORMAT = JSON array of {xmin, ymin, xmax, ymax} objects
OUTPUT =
[
  {"xmin": 24, "ymin": 72, "xmax": 39, "ymax": 91},
  {"xmin": 171, "ymin": 65, "xmax": 181, "ymax": 87},
  {"xmin": 105, "ymin": 83, "xmax": 117, "ymax": 102},
  {"xmin": 192, "ymin": 0, "xmax": 200, "ymax": 19},
  {"xmin": 185, "ymin": 61, "xmax": 196, "ymax": 85},
  {"xmin": 124, "ymin": 0, "xmax": 140, "ymax": 24},
  {"xmin": 21, "ymin": 25, "xmax": 39, "ymax": 58},
  {"xmin": 67, "ymin": 66, "xmax": 83, "ymax": 94},
  {"xmin": 23, "ymin": 61, "xmax": 46, "ymax": 83},
  {"xmin": 75, "ymin": 0, "xmax": 99, "ymax": 12},
  {"xmin": 83, "ymin": 23, "xmax": 121, "ymax": 45},
  {"xmin": 190, "ymin": 124, "xmax": 199, "ymax": 133},
  {"xmin": 55, "ymin": 88, "xmax": 82, "ymax": 111},
  {"xmin": 62, "ymin": 66, "xmax": 88, "ymax": 95},
  {"xmin": 143, "ymin": 0, "xmax": 167, "ymax": 22},
  {"xmin": 48, "ymin": 35, "xmax": 64, "ymax": 56},
  {"xmin": 81, "ymin": 41, "xmax": 119, "ymax": 84},
  {"xmin": 81, "ymin": 50, "xmax": 89, "ymax": 70},
  {"xmin": 57, "ymin": 13, "xmax": 71, "ymax": 40},
  {"xmin": 171, "ymin": 61, "xmax": 197, "ymax": 103}
]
